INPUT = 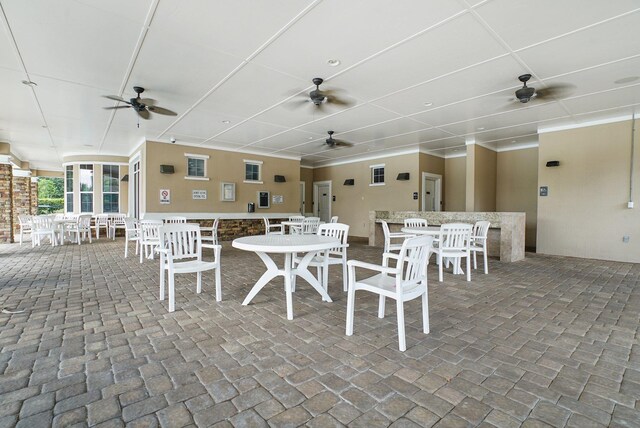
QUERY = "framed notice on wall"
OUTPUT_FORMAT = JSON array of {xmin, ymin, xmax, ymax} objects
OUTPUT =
[
  {"xmin": 192, "ymin": 190, "xmax": 207, "ymax": 200},
  {"xmin": 160, "ymin": 189, "xmax": 170, "ymax": 204},
  {"xmin": 221, "ymin": 182, "xmax": 235, "ymax": 201},
  {"xmin": 258, "ymin": 191, "xmax": 270, "ymax": 208}
]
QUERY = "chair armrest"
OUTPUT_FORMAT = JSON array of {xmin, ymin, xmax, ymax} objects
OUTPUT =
[
  {"xmin": 389, "ymin": 232, "xmax": 415, "ymax": 239},
  {"xmin": 201, "ymin": 244, "xmax": 221, "ymax": 250},
  {"xmin": 382, "ymin": 252, "xmax": 399, "ymax": 267},
  {"xmin": 347, "ymin": 259, "xmax": 399, "ymax": 275},
  {"xmin": 155, "ymin": 248, "xmax": 168, "ymax": 254}
]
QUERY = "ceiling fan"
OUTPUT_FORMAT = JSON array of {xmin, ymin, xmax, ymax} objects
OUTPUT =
[
  {"xmin": 324, "ymin": 131, "xmax": 353, "ymax": 149},
  {"xmin": 290, "ymin": 78, "xmax": 352, "ymax": 111},
  {"xmin": 103, "ymin": 86, "xmax": 177, "ymax": 126},
  {"xmin": 514, "ymin": 74, "xmax": 573, "ymax": 104}
]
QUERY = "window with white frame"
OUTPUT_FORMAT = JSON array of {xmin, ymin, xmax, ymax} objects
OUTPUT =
[
  {"xmin": 102, "ymin": 165, "xmax": 119, "ymax": 213},
  {"xmin": 79, "ymin": 164, "xmax": 94, "ymax": 212},
  {"xmin": 244, "ymin": 160, "xmax": 263, "ymax": 183},
  {"xmin": 370, "ymin": 164, "xmax": 385, "ymax": 185},
  {"xmin": 65, "ymin": 165, "xmax": 73, "ymax": 213},
  {"xmin": 185, "ymin": 153, "xmax": 210, "ymax": 180}
]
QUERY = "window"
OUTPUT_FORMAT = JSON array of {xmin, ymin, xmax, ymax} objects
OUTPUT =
[
  {"xmin": 103, "ymin": 165, "xmax": 119, "ymax": 213},
  {"xmin": 65, "ymin": 165, "xmax": 73, "ymax": 213},
  {"xmin": 370, "ymin": 164, "xmax": 385, "ymax": 186},
  {"xmin": 185, "ymin": 153, "xmax": 210, "ymax": 180},
  {"xmin": 244, "ymin": 160, "xmax": 263, "ymax": 183},
  {"xmin": 79, "ymin": 164, "xmax": 94, "ymax": 213}
]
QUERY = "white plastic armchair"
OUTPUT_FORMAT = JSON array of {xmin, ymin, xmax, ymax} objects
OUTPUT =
[
  {"xmin": 123, "ymin": 217, "xmax": 140, "ymax": 258},
  {"xmin": 164, "ymin": 216, "xmax": 187, "ymax": 224},
  {"xmin": 108, "ymin": 213, "xmax": 127, "ymax": 239},
  {"xmin": 432, "ymin": 223, "xmax": 472, "ymax": 282},
  {"xmin": 404, "ymin": 218, "xmax": 427, "ymax": 228},
  {"xmin": 31, "ymin": 215, "xmax": 58, "ymax": 247},
  {"xmin": 200, "ymin": 218, "xmax": 220, "ymax": 245},
  {"xmin": 471, "ymin": 221, "xmax": 491, "ymax": 274},
  {"xmin": 158, "ymin": 223, "xmax": 222, "ymax": 312},
  {"xmin": 68, "ymin": 214, "xmax": 93, "ymax": 244},
  {"xmin": 346, "ymin": 235, "xmax": 434, "ymax": 351},
  {"xmin": 17, "ymin": 214, "xmax": 33, "ymax": 245},
  {"xmin": 263, "ymin": 217, "xmax": 283, "ymax": 235},
  {"xmin": 291, "ymin": 217, "xmax": 321, "ymax": 235},
  {"xmin": 381, "ymin": 220, "xmax": 414, "ymax": 253},
  {"xmin": 92, "ymin": 213, "xmax": 109, "ymax": 239},
  {"xmin": 139, "ymin": 220, "xmax": 163, "ymax": 263}
]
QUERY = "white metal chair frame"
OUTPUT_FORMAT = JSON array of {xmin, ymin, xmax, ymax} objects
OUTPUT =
[
  {"xmin": 346, "ymin": 235, "xmax": 434, "ymax": 351},
  {"xmin": 158, "ymin": 224, "xmax": 222, "ymax": 312},
  {"xmin": 404, "ymin": 218, "xmax": 427, "ymax": 228},
  {"xmin": 471, "ymin": 221, "xmax": 491, "ymax": 274},
  {"xmin": 381, "ymin": 220, "xmax": 414, "ymax": 253},
  {"xmin": 432, "ymin": 223, "xmax": 472, "ymax": 282},
  {"xmin": 292, "ymin": 223, "xmax": 350, "ymax": 293},
  {"xmin": 123, "ymin": 217, "xmax": 140, "ymax": 258},
  {"xmin": 291, "ymin": 217, "xmax": 321, "ymax": 235},
  {"xmin": 263, "ymin": 217, "xmax": 283, "ymax": 235},
  {"xmin": 201, "ymin": 218, "xmax": 220, "ymax": 245},
  {"xmin": 17, "ymin": 214, "xmax": 33, "ymax": 245},
  {"xmin": 139, "ymin": 220, "xmax": 163, "ymax": 263},
  {"xmin": 109, "ymin": 213, "xmax": 127, "ymax": 239}
]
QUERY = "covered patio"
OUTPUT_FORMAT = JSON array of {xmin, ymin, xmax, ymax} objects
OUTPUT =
[{"xmin": 1, "ymin": 240, "xmax": 638, "ymax": 427}]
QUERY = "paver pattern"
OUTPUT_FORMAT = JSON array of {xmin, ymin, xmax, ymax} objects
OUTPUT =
[{"xmin": 0, "ymin": 238, "xmax": 639, "ymax": 427}]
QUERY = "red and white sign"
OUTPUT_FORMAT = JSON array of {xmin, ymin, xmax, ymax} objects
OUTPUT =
[{"xmin": 160, "ymin": 189, "xmax": 170, "ymax": 204}]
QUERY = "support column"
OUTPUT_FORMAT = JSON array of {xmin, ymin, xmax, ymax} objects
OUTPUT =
[
  {"xmin": 30, "ymin": 177, "xmax": 38, "ymax": 215},
  {"xmin": 12, "ymin": 171, "xmax": 32, "ymax": 239},
  {"xmin": 0, "ymin": 161, "xmax": 13, "ymax": 243}
]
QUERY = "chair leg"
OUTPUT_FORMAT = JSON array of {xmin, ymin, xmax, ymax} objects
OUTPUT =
[
  {"xmin": 342, "ymin": 257, "xmax": 348, "ymax": 292},
  {"xmin": 125, "ymin": 239, "xmax": 129, "ymax": 258},
  {"xmin": 322, "ymin": 264, "xmax": 329, "ymax": 293},
  {"xmin": 396, "ymin": 299, "xmax": 406, "ymax": 352},
  {"xmin": 196, "ymin": 271, "xmax": 202, "ymax": 293},
  {"xmin": 19, "ymin": 230, "xmax": 23, "ymax": 245},
  {"xmin": 466, "ymin": 254, "xmax": 471, "ymax": 282},
  {"xmin": 483, "ymin": 247, "xmax": 488, "ymax": 274},
  {"xmin": 345, "ymin": 285, "xmax": 356, "ymax": 336},
  {"xmin": 378, "ymin": 295, "xmax": 386, "ymax": 318},
  {"xmin": 140, "ymin": 244, "xmax": 144, "ymax": 263},
  {"xmin": 473, "ymin": 251, "xmax": 478, "ymax": 269},
  {"xmin": 215, "ymin": 266, "xmax": 222, "ymax": 302},
  {"xmin": 438, "ymin": 254, "xmax": 443, "ymax": 282},
  {"xmin": 159, "ymin": 267, "xmax": 165, "ymax": 301},
  {"xmin": 168, "ymin": 272, "xmax": 175, "ymax": 312},
  {"xmin": 422, "ymin": 289, "xmax": 430, "ymax": 334}
]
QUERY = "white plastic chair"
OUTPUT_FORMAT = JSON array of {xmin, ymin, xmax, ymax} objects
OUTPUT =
[
  {"xmin": 432, "ymin": 223, "xmax": 472, "ymax": 282},
  {"xmin": 291, "ymin": 217, "xmax": 321, "ymax": 235},
  {"xmin": 292, "ymin": 223, "xmax": 350, "ymax": 293},
  {"xmin": 346, "ymin": 235, "xmax": 434, "ymax": 351},
  {"xmin": 164, "ymin": 216, "xmax": 187, "ymax": 224},
  {"xmin": 109, "ymin": 213, "xmax": 127, "ymax": 239},
  {"xmin": 92, "ymin": 214, "xmax": 109, "ymax": 239},
  {"xmin": 124, "ymin": 217, "xmax": 139, "ymax": 258},
  {"xmin": 139, "ymin": 220, "xmax": 163, "ymax": 263},
  {"xmin": 158, "ymin": 223, "xmax": 222, "ymax": 312},
  {"xmin": 288, "ymin": 215, "xmax": 305, "ymax": 222},
  {"xmin": 67, "ymin": 214, "xmax": 93, "ymax": 245},
  {"xmin": 263, "ymin": 217, "xmax": 283, "ymax": 235},
  {"xmin": 201, "ymin": 218, "xmax": 219, "ymax": 245},
  {"xmin": 17, "ymin": 214, "xmax": 32, "ymax": 245},
  {"xmin": 330, "ymin": 216, "xmax": 339, "ymax": 223},
  {"xmin": 381, "ymin": 220, "xmax": 414, "ymax": 253},
  {"xmin": 31, "ymin": 216, "xmax": 58, "ymax": 247},
  {"xmin": 404, "ymin": 218, "xmax": 427, "ymax": 228},
  {"xmin": 471, "ymin": 221, "xmax": 491, "ymax": 274}
]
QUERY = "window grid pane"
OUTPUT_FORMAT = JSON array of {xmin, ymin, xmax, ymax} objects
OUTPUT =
[
  {"xmin": 103, "ymin": 194, "xmax": 119, "ymax": 213},
  {"xmin": 66, "ymin": 193, "xmax": 73, "ymax": 213},
  {"xmin": 79, "ymin": 164, "xmax": 93, "ymax": 191},
  {"xmin": 80, "ymin": 193, "xmax": 93, "ymax": 213},
  {"xmin": 245, "ymin": 163, "xmax": 260, "ymax": 181},
  {"xmin": 103, "ymin": 165, "xmax": 119, "ymax": 193},
  {"xmin": 187, "ymin": 158, "xmax": 205, "ymax": 177},
  {"xmin": 372, "ymin": 167, "xmax": 384, "ymax": 184}
]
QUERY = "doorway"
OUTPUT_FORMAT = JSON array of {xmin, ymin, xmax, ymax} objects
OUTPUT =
[
  {"xmin": 299, "ymin": 181, "xmax": 305, "ymax": 215},
  {"xmin": 313, "ymin": 180, "xmax": 332, "ymax": 223},
  {"xmin": 421, "ymin": 172, "xmax": 442, "ymax": 212},
  {"xmin": 130, "ymin": 155, "xmax": 141, "ymax": 219}
]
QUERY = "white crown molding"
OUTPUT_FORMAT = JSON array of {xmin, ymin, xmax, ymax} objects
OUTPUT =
[
  {"xmin": 444, "ymin": 152, "xmax": 467, "ymax": 159},
  {"xmin": 495, "ymin": 142, "xmax": 539, "ymax": 153},
  {"xmin": 312, "ymin": 148, "xmax": 420, "ymax": 169},
  {"xmin": 538, "ymin": 114, "xmax": 637, "ymax": 134}
]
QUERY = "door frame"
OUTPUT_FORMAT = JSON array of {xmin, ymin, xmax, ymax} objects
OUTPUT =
[
  {"xmin": 421, "ymin": 172, "xmax": 442, "ymax": 212},
  {"xmin": 129, "ymin": 153, "xmax": 141, "ymax": 219},
  {"xmin": 299, "ymin": 181, "xmax": 305, "ymax": 215},
  {"xmin": 313, "ymin": 180, "xmax": 332, "ymax": 220}
]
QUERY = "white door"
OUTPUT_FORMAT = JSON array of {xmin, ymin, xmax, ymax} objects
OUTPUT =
[
  {"xmin": 314, "ymin": 181, "xmax": 331, "ymax": 223},
  {"xmin": 130, "ymin": 157, "xmax": 141, "ymax": 219},
  {"xmin": 421, "ymin": 172, "xmax": 442, "ymax": 212}
]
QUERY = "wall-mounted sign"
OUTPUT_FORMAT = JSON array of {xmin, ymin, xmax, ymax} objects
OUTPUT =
[
  {"xmin": 192, "ymin": 190, "xmax": 207, "ymax": 200},
  {"xmin": 272, "ymin": 195, "xmax": 283, "ymax": 204},
  {"xmin": 258, "ymin": 191, "xmax": 270, "ymax": 208},
  {"xmin": 413, "ymin": 192, "xmax": 419, "ymax": 200},
  {"xmin": 221, "ymin": 182, "xmax": 235, "ymax": 201},
  {"xmin": 160, "ymin": 189, "xmax": 170, "ymax": 204},
  {"xmin": 539, "ymin": 186, "xmax": 548, "ymax": 197}
]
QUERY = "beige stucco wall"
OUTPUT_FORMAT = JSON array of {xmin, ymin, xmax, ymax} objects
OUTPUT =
[
  {"xmin": 496, "ymin": 147, "xmax": 538, "ymax": 249},
  {"xmin": 300, "ymin": 167, "xmax": 314, "ymax": 215},
  {"xmin": 143, "ymin": 141, "xmax": 300, "ymax": 214},
  {"xmin": 537, "ymin": 119, "xmax": 640, "ymax": 262},
  {"xmin": 474, "ymin": 145, "xmax": 497, "ymax": 212},
  {"xmin": 313, "ymin": 153, "xmax": 419, "ymax": 237},
  {"xmin": 418, "ymin": 152, "xmax": 445, "ymax": 210},
  {"xmin": 445, "ymin": 156, "xmax": 466, "ymax": 211}
]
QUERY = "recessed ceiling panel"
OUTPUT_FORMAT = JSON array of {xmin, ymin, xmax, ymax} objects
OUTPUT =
[
  {"xmin": 562, "ymin": 86, "xmax": 640, "ymax": 116},
  {"xmin": 336, "ymin": 118, "xmax": 432, "ymax": 144},
  {"xmin": 243, "ymin": 129, "xmax": 321, "ymax": 151},
  {"xmin": 296, "ymin": 104, "xmax": 401, "ymax": 135},
  {"xmin": 163, "ymin": 106, "xmax": 247, "ymax": 140},
  {"xmin": 215, "ymin": 120, "xmax": 290, "ymax": 145}
]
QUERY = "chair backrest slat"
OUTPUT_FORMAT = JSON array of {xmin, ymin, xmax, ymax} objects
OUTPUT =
[
  {"xmin": 397, "ymin": 235, "xmax": 433, "ymax": 289},
  {"xmin": 404, "ymin": 218, "xmax": 427, "ymax": 228},
  {"xmin": 317, "ymin": 223, "xmax": 349, "ymax": 254},
  {"xmin": 301, "ymin": 217, "xmax": 321, "ymax": 234},
  {"xmin": 160, "ymin": 224, "xmax": 202, "ymax": 261},
  {"xmin": 440, "ymin": 223, "xmax": 472, "ymax": 250}
]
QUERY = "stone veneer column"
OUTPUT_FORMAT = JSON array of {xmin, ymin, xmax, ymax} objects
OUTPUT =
[
  {"xmin": 12, "ymin": 175, "xmax": 31, "ymax": 238},
  {"xmin": 0, "ymin": 163, "xmax": 13, "ymax": 243},
  {"xmin": 30, "ymin": 178, "xmax": 38, "ymax": 215}
]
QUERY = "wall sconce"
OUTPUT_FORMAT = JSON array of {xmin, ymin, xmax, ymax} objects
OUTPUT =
[
  {"xmin": 274, "ymin": 175, "xmax": 286, "ymax": 183},
  {"xmin": 160, "ymin": 165, "xmax": 175, "ymax": 174},
  {"xmin": 121, "ymin": 174, "xmax": 129, "ymax": 182},
  {"xmin": 343, "ymin": 179, "xmax": 355, "ymax": 186},
  {"xmin": 396, "ymin": 172, "xmax": 410, "ymax": 180},
  {"xmin": 546, "ymin": 161, "xmax": 560, "ymax": 167}
]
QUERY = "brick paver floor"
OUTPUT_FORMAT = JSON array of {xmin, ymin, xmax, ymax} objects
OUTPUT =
[{"xmin": 0, "ymin": 238, "xmax": 639, "ymax": 427}]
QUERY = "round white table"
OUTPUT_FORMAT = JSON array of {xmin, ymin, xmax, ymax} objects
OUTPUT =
[
  {"xmin": 401, "ymin": 226, "xmax": 441, "ymax": 236},
  {"xmin": 280, "ymin": 220, "xmax": 302, "ymax": 234},
  {"xmin": 232, "ymin": 234, "xmax": 340, "ymax": 320}
]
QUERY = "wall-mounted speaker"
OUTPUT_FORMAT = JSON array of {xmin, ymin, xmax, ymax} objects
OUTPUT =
[
  {"xmin": 546, "ymin": 160, "xmax": 560, "ymax": 167},
  {"xmin": 160, "ymin": 164, "xmax": 175, "ymax": 174},
  {"xmin": 396, "ymin": 172, "xmax": 410, "ymax": 180},
  {"xmin": 120, "ymin": 174, "xmax": 129, "ymax": 182},
  {"xmin": 274, "ymin": 175, "xmax": 286, "ymax": 183},
  {"xmin": 343, "ymin": 178, "xmax": 355, "ymax": 186}
]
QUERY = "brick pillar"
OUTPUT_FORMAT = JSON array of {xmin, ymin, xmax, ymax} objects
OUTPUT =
[
  {"xmin": 30, "ymin": 178, "xmax": 38, "ymax": 215},
  {"xmin": 12, "ymin": 176, "xmax": 31, "ymax": 239},
  {"xmin": 0, "ymin": 163, "xmax": 13, "ymax": 243}
]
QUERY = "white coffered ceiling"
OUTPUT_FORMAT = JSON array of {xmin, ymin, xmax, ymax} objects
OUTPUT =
[{"xmin": 1, "ymin": 0, "xmax": 639, "ymax": 170}]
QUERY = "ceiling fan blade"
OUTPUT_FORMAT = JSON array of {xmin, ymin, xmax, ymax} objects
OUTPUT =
[
  {"xmin": 137, "ymin": 109, "xmax": 150, "ymax": 120},
  {"xmin": 147, "ymin": 105, "xmax": 177, "ymax": 116},
  {"xmin": 283, "ymin": 98, "xmax": 311, "ymax": 110},
  {"xmin": 139, "ymin": 98, "xmax": 156, "ymax": 106},
  {"xmin": 326, "ymin": 95, "xmax": 353, "ymax": 107},
  {"xmin": 334, "ymin": 139, "xmax": 353, "ymax": 147},
  {"xmin": 103, "ymin": 105, "xmax": 131, "ymax": 110},
  {"xmin": 535, "ymin": 83, "xmax": 575, "ymax": 100},
  {"xmin": 103, "ymin": 95, "xmax": 129, "ymax": 103}
]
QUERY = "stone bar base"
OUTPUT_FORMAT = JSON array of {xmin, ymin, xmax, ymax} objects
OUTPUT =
[{"xmin": 369, "ymin": 211, "xmax": 526, "ymax": 262}]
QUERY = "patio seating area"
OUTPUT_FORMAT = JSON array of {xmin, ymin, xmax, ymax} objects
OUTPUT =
[{"xmin": 0, "ymin": 239, "xmax": 639, "ymax": 427}]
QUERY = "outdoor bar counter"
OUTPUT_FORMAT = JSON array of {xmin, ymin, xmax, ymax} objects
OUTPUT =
[{"xmin": 369, "ymin": 211, "xmax": 526, "ymax": 262}]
